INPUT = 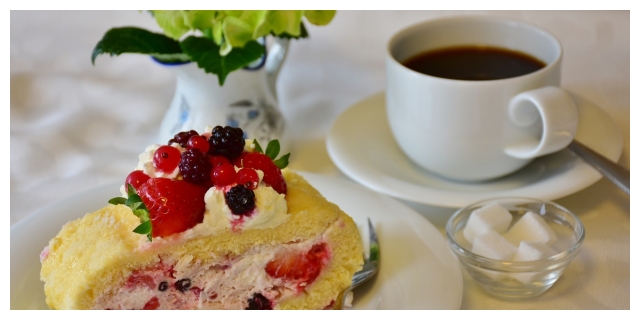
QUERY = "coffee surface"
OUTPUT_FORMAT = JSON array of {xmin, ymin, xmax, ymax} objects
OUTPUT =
[{"xmin": 402, "ymin": 45, "xmax": 546, "ymax": 80}]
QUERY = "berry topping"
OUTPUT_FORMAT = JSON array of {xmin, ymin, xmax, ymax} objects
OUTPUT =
[
  {"xmin": 209, "ymin": 155, "xmax": 231, "ymax": 167},
  {"xmin": 225, "ymin": 185, "xmax": 256, "ymax": 215},
  {"xmin": 265, "ymin": 243, "xmax": 330, "ymax": 287},
  {"xmin": 211, "ymin": 162, "xmax": 237, "ymax": 187},
  {"xmin": 234, "ymin": 152, "xmax": 287, "ymax": 194},
  {"xmin": 179, "ymin": 149, "xmax": 212, "ymax": 185},
  {"xmin": 174, "ymin": 278, "xmax": 192, "ymax": 292},
  {"xmin": 138, "ymin": 178, "xmax": 207, "ymax": 238},
  {"xmin": 158, "ymin": 281, "xmax": 169, "ymax": 292},
  {"xmin": 126, "ymin": 272, "xmax": 156, "ymax": 290},
  {"xmin": 143, "ymin": 297, "xmax": 160, "ymax": 310},
  {"xmin": 124, "ymin": 170, "xmax": 150, "ymax": 191},
  {"xmin": 168, "ymin": 130, "xmax": 199, "ymax": 147},
  {"xmin": 209, "ymin": 126, "xmax": 245, "ymax": 159},
  {"xmin": 153, "ymin": 145, "xmax": 182, "ymax": 173},
  {"xmin": 209, "ymin": 156, "xmax": 231, "ymax": 167},
  {"xmin": 237, "ymin": 168, "xmax": 259, "ymax": 189},
  {"xmin": 246, "ymin": 293, "xmax": 272, "ymax": 310},
  {"xmin": 187, "ymin": 135, "xmax": 210, "ymax": 153}
]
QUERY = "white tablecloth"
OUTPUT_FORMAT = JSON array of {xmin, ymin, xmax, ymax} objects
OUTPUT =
[{"xmin": 10, "ymin": 10, "xmax": 630, "ymax": 309}]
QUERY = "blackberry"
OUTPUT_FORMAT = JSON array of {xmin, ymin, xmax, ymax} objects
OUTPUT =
[
  {"xmin": 245, "ymin": 293, "xmax": 272, "ymax": 310},
  {"xmin": 225, "ymin": 185, "xmax": 255, "ymax": 215},
  {"xmin": 209, "ymin": 126, "xmax": 245, "ymax": 159},
  {"xmin": 179, "ymin": 149, "xmax": 212, "ymax": 184},
  {"xmin": 169, "ymin": 130, "xmax": 198, "ymax": 147},
  {"xmin": 174, "ymin": 278, "xmax": 191, "ymax": 292}
]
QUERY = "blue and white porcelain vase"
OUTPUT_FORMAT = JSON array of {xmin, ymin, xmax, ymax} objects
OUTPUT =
[{"xmin": 157, "ymin": 38, "xmax": 289, "ymax": 150}]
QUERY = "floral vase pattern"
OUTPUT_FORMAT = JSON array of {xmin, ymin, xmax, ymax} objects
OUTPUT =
[{"xmin": 157, "ymin": 38, "xmax": 289, "ymax": 149}]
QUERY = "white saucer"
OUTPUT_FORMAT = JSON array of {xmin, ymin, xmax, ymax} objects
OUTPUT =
[
  {"xmin": 327, "ymin": 91, "xmax": 623, "ymax": 208},
  {"xmin": 11, "ymin": 172, "xmax": 463, "ymax": 309}
]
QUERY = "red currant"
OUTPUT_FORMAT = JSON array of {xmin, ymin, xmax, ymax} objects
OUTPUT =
[
  {"xmin": 211, "ymin": 163, "xmax": 237, "ymax": 187},
  {"xmin": 209, "ymin": 155, "xmax": 231, "ymax": 167},
  {"xmin": 124, "ymin": 170, "xmax": 150, "ymax": 192},
  {"xmin": 153, "ymin": 145, "xmax": 182, "ymax": 173},
  {"xmin": 187, "ymin": 135, "xmax": 210, "ymax": 153},
  {"xmin": 237, "ymin": 168, "xmax": 259, "ymax": 189}
]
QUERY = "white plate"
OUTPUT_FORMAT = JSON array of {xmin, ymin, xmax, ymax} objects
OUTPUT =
[
  {"xmin": 327, "ymin": 91, "xmax": 623, "ymax": 208},
  {"xmin": 10, "ymin": 171, "xmax": 463, "ymax": 310}
]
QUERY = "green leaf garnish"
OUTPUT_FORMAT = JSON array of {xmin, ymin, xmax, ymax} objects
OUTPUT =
[
  {"xmin": 265, "ymin": 140, "xmax": 280, "ymax": 160},
  {"xmin": 133, "ymin": 220, "xmax": 152, "ymax": 236},
  {"xmin": 108, "ymin": 183, "xmax": 153, "ymax": 241},
  {"xmin": 252, "ymin": 139, "xmax": 264, "ymax": 153},
  {"xmin": 251, "ymin": 138, "xmax": 289, "ymax": 169},
  {"xmin": 91, "ymin": 27, "xmax": 188, "ymax": 65},
  {"xmin": 273, "ymin": 153, "xmax": 290, "ymax": 169},
  {"xmin": 108, "ymin": 197, "xmax": 127, "ymax": 205},
  {"xmin": 180, "ymin": 36, "xmax": 264, "ymax": 85}
]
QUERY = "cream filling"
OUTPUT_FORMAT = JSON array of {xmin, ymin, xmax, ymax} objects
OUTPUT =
[{"xmin": 93, "ymin": 229, "xmax": 333, "ymax": 310}]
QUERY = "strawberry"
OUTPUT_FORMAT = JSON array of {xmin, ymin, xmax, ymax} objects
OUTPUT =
[
  {"xmin": 234, "ymin": 152, "xmax": 287, "ymax": 194},
  {"xmin": 264, "ymin": 243, "xmax": 329, "ymax": 287},
  {"xmin": 142, "ymin": 297, "xmax": 160, "ymax": 310},
  {"xmin": 138, "ymin": 178, "xmax": 207, "ymax": 238}
]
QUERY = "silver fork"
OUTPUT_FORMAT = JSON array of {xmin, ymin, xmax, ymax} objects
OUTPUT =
[{"xmin": 334, "ymin": 218, "xmax": 380, "ymax": 309}]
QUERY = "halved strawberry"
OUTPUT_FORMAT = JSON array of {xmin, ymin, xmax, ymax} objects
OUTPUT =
[
  {"xmin": 234, "ymin": 152, "xmax": 287, "ymax": 194},
  {"xmin": 264, "ymin": 243, "xmax": 329, "ymax": 287},
  {"xmin": 138, "ymin": 178, "xmax": 207, "ymax": 238}
]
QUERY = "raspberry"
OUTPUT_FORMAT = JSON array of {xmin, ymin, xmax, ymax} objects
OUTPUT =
[
  {"xmin": 225, "ymin": 185, "xmax": 255, "ymax": 215},
  {"xmin": 168, "ymin": 130, "xmax": 198, "ymax": 147},
  {"xmin": 246, "ymin": 293, "xmax": 272, "ymax": 310},
  {"xmin": 179, "ymin": 149, "xmax": 212, "ymax": 184},
  {"xmin": 208, "ymin": 126, "xmax": 245, "ymax": 159}
]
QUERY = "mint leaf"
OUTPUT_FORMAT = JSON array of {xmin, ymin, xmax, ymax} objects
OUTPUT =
[
  {"xmin": 273, "ymin": 153, "xmax": 290, "ymax": 169},
  {"xmin": 92, "ymin": 27, "xmax": 188, "ymax": 65},
  {"xmin": 265, "ymin": 139, "xmax": 280, "ymax": 160},
  {"xmin": 180, "ymin": 36, "xmax": 265, "ymax": 85},
  {"xmin": 252, "ymin": 139, "xmax": 264, "ymax": 153}
]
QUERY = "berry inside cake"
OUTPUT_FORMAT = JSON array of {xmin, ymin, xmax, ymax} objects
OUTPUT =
[{"xmin": 39, "ymin": 126, "xmax": 364, "ymax": 310}]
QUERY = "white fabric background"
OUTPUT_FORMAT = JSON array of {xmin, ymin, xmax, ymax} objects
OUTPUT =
[{"xmin": 10, "ymin": 10, "xmax": 630, "ymax": 309}]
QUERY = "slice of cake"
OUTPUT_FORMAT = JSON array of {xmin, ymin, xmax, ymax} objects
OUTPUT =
[{"xmin": 39, "ymin": 126, "xmax": 364, "ymax": 310}]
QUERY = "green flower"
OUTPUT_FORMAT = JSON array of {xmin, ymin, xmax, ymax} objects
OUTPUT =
[{"xmin": 92, "ymin": 10, "xmax": 336, "ymax": 85}]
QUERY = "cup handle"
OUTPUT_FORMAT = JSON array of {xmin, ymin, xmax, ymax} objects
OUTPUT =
[{"xmin": 504, "ymin": 86, "xmax": 579, "ymax": 159}]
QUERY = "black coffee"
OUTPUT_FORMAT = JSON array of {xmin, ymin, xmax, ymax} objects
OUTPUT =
[{"xmin": 402, "ymin": 45, "xmax": 546, "ymax": 81}]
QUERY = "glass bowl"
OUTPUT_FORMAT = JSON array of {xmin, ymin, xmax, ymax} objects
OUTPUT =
[{"xmin": 446, "ymin": 197, "xmax": 585, "ymax": 300}]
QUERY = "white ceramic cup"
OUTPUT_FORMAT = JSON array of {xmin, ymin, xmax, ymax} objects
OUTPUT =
[{"xmin": 386, "ymin": 16, "xmax": 578, "ymax": 182}]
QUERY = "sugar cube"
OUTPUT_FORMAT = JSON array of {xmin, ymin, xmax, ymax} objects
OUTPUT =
[
  {"xmin": 510, "ymin": 242, "xmax": 558, "ymax": 285},
  {"xmin": 472, "ymin": 230, "xmax": 518, "ymax": 260},
  {"xmin": 504, "ymin": 211, "xmax": 557, "ymax": 246},
  {"xmin": 463, "ymin": 201, "xmax": 513, "ymax": 243},
  {"xmin": 512, "ymin": 241, "xmax": 558, "ymax": 261}
]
